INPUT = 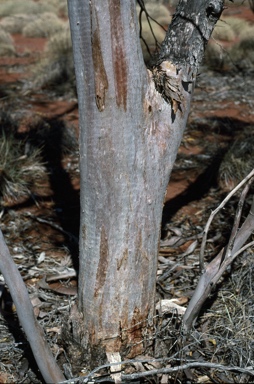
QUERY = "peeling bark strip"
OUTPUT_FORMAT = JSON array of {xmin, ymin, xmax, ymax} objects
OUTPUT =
[
  {"xmin": 108, "ymin": 0, "xmax": 128, "ymax": 111},
  {"xmin": 152, "ymin": 61, "xmax": 195, "ymax": 122},
  {"xmin": 152, "ymin": 61, "xmax": 184, "ymax": 122},
  {"xmin": 91, "ymin": 7, "xmax": 108, "ymax": 111}
]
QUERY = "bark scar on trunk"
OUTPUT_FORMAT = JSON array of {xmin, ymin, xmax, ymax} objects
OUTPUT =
[
  {"xmin": 109, "ymin": 0, "xmax": 128, "ymax": 111},
  {"xmin": 91, "ymin": 9, "xmax": 108, "ymax": 112},
  {"xmin": 95, "ymin": 226, "xmax": 109, "ymax": 297}
]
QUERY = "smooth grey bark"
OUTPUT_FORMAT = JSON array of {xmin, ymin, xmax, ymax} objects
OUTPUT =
[
  {"xmin": 68, "ymin": 0, "xmax": 223, "ymax": 357},
  {"xmin": 0, "ymin": 229, "xmax": 65, "ymax": 383}
]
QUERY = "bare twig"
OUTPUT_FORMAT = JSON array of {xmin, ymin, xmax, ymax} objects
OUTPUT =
[
  {"xmin": 199, "ymin": 169, "xmax": 254, "ymax": 272},
  {"xmin": 222, "ymin": 177, "xmax": 253, "ymax": 264},
  {"xmin": 232, "ymin": 194, "xmax": 254, "ymax": 254},
  {"xmin": 23, "ymin": 212, "xmax": 78, "ymax": 244},
  {"xmin": 136, "ymin": 0, "xmax": 166, "ymax": 57},
  {"xmin": 211, "ymin": 239, "xmax": 254, "ymax": 285},
  {"xmin": 0, "ymin": 229, "xmax": 65, "ymax": 383},
  {"xmin": 122, "ymin": 361, "xmax": 254, "ymax": 381},
  {"xmin": 183, "ymin": 172, "xmax": 254, "ymax": 333},
  {"xmin": 59, "ymin": 358, "xmax": 254, "ymax": 383}
]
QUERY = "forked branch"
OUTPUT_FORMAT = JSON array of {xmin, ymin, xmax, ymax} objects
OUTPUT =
[{"xmin": 183, "ymin": 170, "xmax": 254, "ymax": 333}]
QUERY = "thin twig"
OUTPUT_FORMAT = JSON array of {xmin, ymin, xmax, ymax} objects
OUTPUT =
[
  {"xmin": 212, "ymin": 239, "xmax": 254, "ymax": 285},
  {"xmin": 59, "ymin": 359, "xmax": 254, "ymax": 383},
  {"xmin": 222, "ymin": 177, "xmax": 253, "ymax": 264},
  {"xmin": 122, "ymin": 361, "xmax": 254, "ymax": 381},
  {"xmin": 183, "ymin": 174, "xmax": 254, "ymax": 333},
  {"xmin": 23, "ymin": 212, "xmax": 78, "ymax": 244},
  {"xmin": 199, "ymin": 169, "xmax": 254, "ymax": 272}
]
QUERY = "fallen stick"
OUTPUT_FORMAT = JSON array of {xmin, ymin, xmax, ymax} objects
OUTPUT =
[{"xmin": 0, "ymin": 229, "xmax": 65, "ymax": 383}]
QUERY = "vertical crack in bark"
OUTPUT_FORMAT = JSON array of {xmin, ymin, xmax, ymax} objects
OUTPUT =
[
  {"xmin": 91, "ymin": 8, "xmax": 108, "ymax": 112},
  {"xmin": 109, "ymin": 0, "xmax": 128, "ymax": 111}
]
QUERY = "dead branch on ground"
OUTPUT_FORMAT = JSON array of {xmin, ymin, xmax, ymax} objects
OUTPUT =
[
  {"xmin": 183, "ymin": 169, "xmax": 254, "ymax": 333},
  {"xmin": 0, "ymin": 228, "xmax": 65, "ymax": 383}
]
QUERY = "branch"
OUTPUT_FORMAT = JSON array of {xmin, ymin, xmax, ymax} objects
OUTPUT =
[
  {"xmin": 199, "ymin": 169, "xmax": 254, "ymax": 272},
  {"xmin": 0, "ymin": 228, "xmax": 65, "ymax": 383},
  {"xmin": 183, "ymin": 171, "xmax": 254, "ymax": 333},
  {"xmin": 121, "ymin": 361, "xmax": 254, "ymax": 381},
  {"xmin": 59, "ymin": 358, "xmax": 254, "ymax": 383}
]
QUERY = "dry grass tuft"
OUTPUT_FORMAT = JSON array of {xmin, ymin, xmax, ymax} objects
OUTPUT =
[
  {"xmin": 238, "ymin": 25, "xmax": 254, "ymax": 41},
  {"xmin": 218, "ymin": 130, "xmax": 254, "ymax": 191},
  {"xmin": 38, "ymin": 0, "xmax": 68, "ymax": 17},
  {"xmin": 230, "ymin": 34, "xmax": 254, "ymax": 70},
  {"xmin": 221, "ymin": 16, "xmax": 250, "ymax": 35},
  {"xmin": 0, "ymin": 0, "xmax": 57, "ymax": 17},
  {"xmin": 205, "ymin": 18, "xmax": 254, "ymax": 71},
  {"xmin": 200, "ymin": 249, "xmax": 254, "ymax": 377},
  {"xmin": 0, "ymin": 112, "xmax": 46, "ymax": 204},
  {"xmin": 212, "ymin": 19, "xmax": 236, "ymax": 41},
  {"xmin": 22, "ymin": 12, "xmax": 65, "ymax": 38},
  {"xmin": 0, "ymin": 14, "xmax": 36, "ymax": 34},
  {"xmin": 204, "ymin": 41, "xmax": 232, "ymax": 70},
  {"xmin": 28, "ymin": 26, "xmax": 75, "ymax": 95},
  {"xmin": 0, "ymin": 27, "xmax": 15, "ymax": 56}
]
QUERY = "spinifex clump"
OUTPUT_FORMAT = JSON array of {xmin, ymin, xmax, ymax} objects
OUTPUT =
[
  {"xmin": 218, "ymin": 130, "xmax": 254, "ymax": 191},
  {"xmin": 0, "ymin": 112, "xmax": 46, "ymax": 204}
]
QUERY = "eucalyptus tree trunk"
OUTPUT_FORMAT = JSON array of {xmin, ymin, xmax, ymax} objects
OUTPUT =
[{"xmin": 68, "ymin": 0, "xmax": 223, "ymax": 361}]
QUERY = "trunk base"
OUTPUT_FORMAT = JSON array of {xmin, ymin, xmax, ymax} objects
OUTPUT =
[{"xmin": 61, "ymin": 304, "xmax": 155, "ymax": 373}]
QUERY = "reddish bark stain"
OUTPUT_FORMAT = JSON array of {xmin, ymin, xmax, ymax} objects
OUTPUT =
[
  {"xmin": 95, "ymin": 226, "xmax": 109, "ymax": 297},
  {"xmin": 91, "ymin": 9, "xmax": 109, "ymax": 112},
  {"xmin": 109, "ymin": 0, "xmax": 128, "ymax": 111},
  {"xmin": 126, "ymin": 306, "xmax": 150, "ymax": 357}
]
